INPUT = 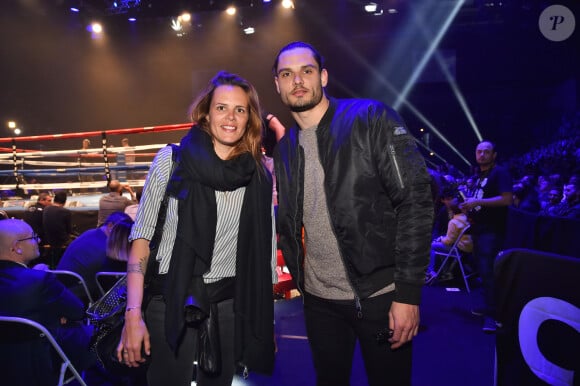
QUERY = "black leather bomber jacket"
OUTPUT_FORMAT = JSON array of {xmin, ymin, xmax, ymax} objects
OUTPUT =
[{"xmin": 274, "ymin": 97, "xmax": 433, "ymax": 305}]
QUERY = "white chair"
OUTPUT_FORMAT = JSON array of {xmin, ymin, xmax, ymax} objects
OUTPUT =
[
  {"xmin": 427, "ymin": 225, "xmax": 476, "ymax": 292},
  {"xmin": 95, "ymin": 271, "xmax": 126, "ymax": 297},
  {"xmin": 47, "ymin": 270, "xmax": 94, "ymax": 307},
  {"xmin": 0, "ymin": 316, "xmax": 88, "ymax": 386}
]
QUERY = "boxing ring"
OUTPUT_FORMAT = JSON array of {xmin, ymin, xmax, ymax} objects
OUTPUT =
[{"xmin": 0, "ymin": 123, "xmax": 190, "ymax": 223}]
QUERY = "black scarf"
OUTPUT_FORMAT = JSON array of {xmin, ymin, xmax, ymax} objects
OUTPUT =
[{"xmin": 163, "ymin": 127, "xmax": 275, "ymax": 373}]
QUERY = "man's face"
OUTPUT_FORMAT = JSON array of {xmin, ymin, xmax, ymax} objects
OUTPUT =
[
  {"xmin": 563, "ymin": 184, "xmax": 577, "ymax": 202},
  {"xmin": 39, "ymin": 195, "xmax": 52, "ymax": 207},
  {"xmin": 274, "ymin": 47, "xmax": 327, "ymax": 113},
  {"xmin": 475, "ymin": 142, "xmax": 496, "ymax": 168},
  {"xmin": 15, "ymin": 226, "xmax": 40, "ymax": 261},
  {"xmin": 548, "ymin": 189, "xmax": 562, "ymax": 204}
]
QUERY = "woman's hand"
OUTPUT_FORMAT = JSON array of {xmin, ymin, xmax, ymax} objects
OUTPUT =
[{"xmin": 116, "ymin": 310, "xmax": 151, "ymax": 367}]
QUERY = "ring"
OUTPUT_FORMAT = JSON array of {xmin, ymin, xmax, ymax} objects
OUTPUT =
[{"xmin": 123, "ymin": 350, "xmax": 128, "ymax": 354}]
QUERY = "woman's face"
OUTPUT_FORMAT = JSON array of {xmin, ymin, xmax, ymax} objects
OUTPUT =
[{"xmin": 207, "ymin": 84, "xmax": 249, "ymax": 159}]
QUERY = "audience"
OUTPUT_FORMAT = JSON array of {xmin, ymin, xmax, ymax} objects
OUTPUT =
[
  {"xmin": 22, "ymin": 192, "xmax": 52, "ymax": 243},
  {"xmin": 0, "ymin": 219, "xmax": 95, "ymax": 383}
]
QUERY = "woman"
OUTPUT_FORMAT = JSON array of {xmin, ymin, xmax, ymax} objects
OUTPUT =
[{"xmin": 117, "ymin": 71, "xmax": 277, "ymax": 385}]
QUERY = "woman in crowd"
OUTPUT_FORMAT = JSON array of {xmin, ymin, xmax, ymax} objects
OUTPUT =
[{"xmin": 117, "ymin": 71, "xmax": 277, "ymax": 386}]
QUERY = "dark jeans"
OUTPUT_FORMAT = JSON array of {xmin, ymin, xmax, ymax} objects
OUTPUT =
[
  {"xmin": 472, "ymin": 232, "xmax": 504, "ymax": 318},
  {"xmin": 145, "ymin": 295, "xmax": 196, "ymax": 386},
  {"xmin": 304, "ymin": 291, "xmax": 412, "ymax": 386},
  {"xmin": 145, "ymin": 295, "xmax": 236, "ymax": 386}
]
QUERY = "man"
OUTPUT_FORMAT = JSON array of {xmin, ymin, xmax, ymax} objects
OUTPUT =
[
  {"xmin": 548, "ymin": 181, "xmax": 580, "ymax": 218},
  {"xmin": 42, "ymin": 191, "xmax": 71, "ymax": 248},
  {"xmin": 57, "ymin": 211, "xmax": 131, "ymax": 300},
  {"xmin": 460, "ymin": 140, "xmax": 512, "ymax": 332},
  {"xmin": 22, "ymin": 192, "xmax": 52, "ymax": 242},
  {"xmin": 272, "ymin": 41, "xmax": 433, "ymax": 386},
  {"xmin": 0, "ymin": 219, "xmax": 95, "ymax": 383},
  {"xmin": 97, "ymin": 179, "xmax": 136, "ymax": 227}
]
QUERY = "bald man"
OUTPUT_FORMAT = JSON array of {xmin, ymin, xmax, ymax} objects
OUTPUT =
[
  {"xmin": 97, "ymin": 179, "xmax": 137, "ymax": 227},
  {"xmin": 0, "ymin": 219, "xmax": 95, "ymax": 383}
]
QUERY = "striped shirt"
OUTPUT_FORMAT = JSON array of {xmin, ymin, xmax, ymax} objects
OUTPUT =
[{"xmin": 129, "ymin": 145, "xmax": 277, "ymax": 283}]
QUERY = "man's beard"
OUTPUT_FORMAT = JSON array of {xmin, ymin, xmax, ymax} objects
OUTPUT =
[{"xmin": 287, "ymin": 89, "xmax": 323, "ymax": 113}]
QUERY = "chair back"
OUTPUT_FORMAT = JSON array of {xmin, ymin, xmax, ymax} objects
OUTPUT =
[
  {"xmin": 0, "ymin": 316, "xmax": 87, "ymax": 386},
  {"xmin": 95, "ymin": 271, "xmax": 126, "ymax": 297},
  {"xmin": 449, "ymin": 224, "xmax": 470, "ymax": 254},
  {"xmin": 47, "ymin": 270, "xmax": 93, "ymax": 307}
]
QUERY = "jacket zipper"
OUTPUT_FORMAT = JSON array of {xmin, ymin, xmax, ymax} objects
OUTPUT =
[{"xmin": 389, "ymin": 144, "xmax": 405, "ymax": 190}]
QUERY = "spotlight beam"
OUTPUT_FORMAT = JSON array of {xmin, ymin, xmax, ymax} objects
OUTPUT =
[
  {"xmin": 393, "ymin": 0, "xmax": 465, "ymax": 111},
  {"xmin": 298, "ymin": 2, "xmax": 470, "ymax": 168},
  {"xmin": 433, "ymin": 50, "xmax": 483, "ymax": 142}
]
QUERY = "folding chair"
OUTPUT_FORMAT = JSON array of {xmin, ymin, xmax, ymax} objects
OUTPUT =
[
  {"xmin": 95, "ymin": 271, "xmax": 126, "ymax": 297},
  {"xmin": 427, "ymin": 225, "xmax": 476, "ymax": 292},
  {"xmin": 47, "ymin": 270, "xmax": 94, "ymax": 307},
  {"xmin": 0, "ymin": 316, "xmax": 87, "ymax": 386}
]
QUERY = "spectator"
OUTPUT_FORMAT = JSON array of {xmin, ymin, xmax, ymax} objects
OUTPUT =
[
  {"xmin": 97, "ymin": 179, "xmax": 136, "ymax": 227},
  {"xmin": 57, "ymin": 212, "xmax": 132, "ymax": 300},
  {"xmin": 549, "ymin": 181, "xmax": 580, "ymax": 219},
  {"xmin": 539, "ymin": 187, "xmax": 563, "ymax": 216},
  {"xmin": 427, "ymin": 191, "xmax": 472, "ymax": 281},
  {"xmin": 0, "ymin": 219, "xmax": 95, "ymax": 381},
  {"xmin": 23, "ymin": 192, "xmax": 52, "ymax": 243},
  {"xmin": 43, "ymin": 191, "xmax": 73, "ymax": 250}
]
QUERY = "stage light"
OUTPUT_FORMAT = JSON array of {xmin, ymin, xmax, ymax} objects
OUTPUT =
[
  {"xmin": 281, "ymin": 0, "xmax": 294, "ymax": 9},
  {"xmin": 128, "ymin": 17, "xmax": 136, "ymax": 22},
  {"xmin": 171, "ymin": 18, "xmax": 183, "ymax": 32},
  {"xmin": 14, "ymin": 128, "xmax": 21, "ymax": 136},
  {"xmin": 90, "ymin": 22, "xmax": 103, "ymax": 34},
  {"xmin": 387, "ymin": 8, "xmax": 398, "ymax": 14},
  {"xmin": 364, "ymin": 3, "xmax": 377, "ymax": 13},
  {"xmin": 7, "ymin": 121, "xmax": 16, "ymax": 129},
  {"xmin": 70, "ymin": 7, "xmax": 80, "ymax": 13},
  {"xmin": 243, "ymin": 27, "xmax": 255, "ymax": 35},
  {"xmin": 226, "ymin": 6, "xmax": 236, "ymax": 15},
  {"xmin": 180, "ymin": 13, "xmax": 191, "ymax": 22}
]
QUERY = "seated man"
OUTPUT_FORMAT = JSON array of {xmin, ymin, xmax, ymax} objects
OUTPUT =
[
  {"xmin": 0, "ymin": 219, "xmax": 95, "ymax": 382},
  {"xmin": 97, "ymin": 179, "xmax": 137, "ymax": 227},
  {"xmin": 426, "ymin": 193, "xmax": 473, "ymax": 281},
  {"xmin": 57, "ymin": 211, "xmax": 132, "ymax": 301}
]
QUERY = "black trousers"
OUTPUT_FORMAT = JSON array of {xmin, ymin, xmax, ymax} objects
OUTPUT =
[
  {"xmin": 145, "ymin": 295, "xmax": 236, "ymax": 386},
  {"xmin": 304, "ymin": 291, "xmax": 413, "ymax": 386}
]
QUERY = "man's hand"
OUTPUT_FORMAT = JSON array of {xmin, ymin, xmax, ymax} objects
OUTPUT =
[
  {"xmin": 460, "ymin": 197, "xmax": 478, "ymax": 212},
  {"xmin": 388, "ymin": 302, "xmax": 420, "ymax": 349}
]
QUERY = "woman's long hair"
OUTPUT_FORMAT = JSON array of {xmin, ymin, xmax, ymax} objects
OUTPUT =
[{"xmin": 189, "ymin": 71, "xmax": 263, "ymax": 167}]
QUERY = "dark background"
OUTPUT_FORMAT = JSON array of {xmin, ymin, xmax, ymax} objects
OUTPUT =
[{"xmin": 1, "ymin": 0, "xmax": 578, "ymax": 174}]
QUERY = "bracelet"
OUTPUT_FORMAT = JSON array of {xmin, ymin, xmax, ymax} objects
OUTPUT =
[{"xmin": 126, "ymin": 305, "xmax": 141, "ymax": 312}]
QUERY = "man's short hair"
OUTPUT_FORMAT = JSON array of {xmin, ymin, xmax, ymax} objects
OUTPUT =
[
  {"xmin": 53, "ymin": 191, "xmax": 67, "ymax": 205},
  {"xmin": 478, "ymin": 140, "xmax": 497, "ymax": 153},
  {"xmin": 272, "ymin": 41, "xmax": 325, "ymax": 76}
]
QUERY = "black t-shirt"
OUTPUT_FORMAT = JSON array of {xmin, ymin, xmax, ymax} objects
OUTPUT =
[{"xmin": 468, "ymin": 164, "xmax": 512, "ymax": 234}]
